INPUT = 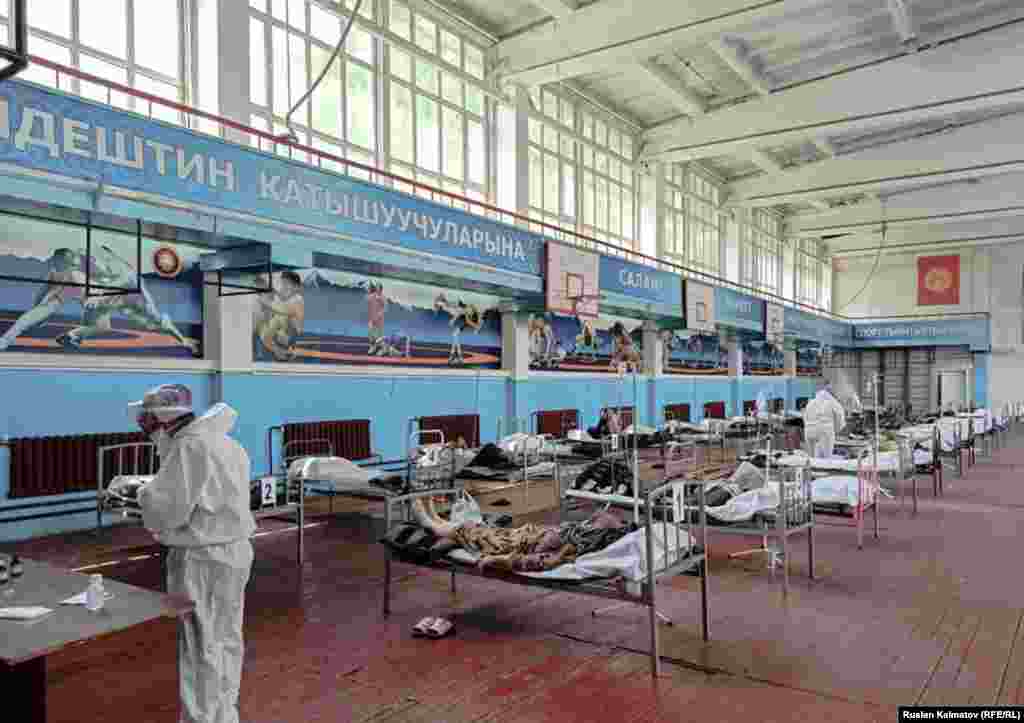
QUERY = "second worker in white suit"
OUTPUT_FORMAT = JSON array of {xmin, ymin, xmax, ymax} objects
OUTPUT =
[{"xmin": 802, "ymin": 384, "xmax": 846, "ymax": 458}]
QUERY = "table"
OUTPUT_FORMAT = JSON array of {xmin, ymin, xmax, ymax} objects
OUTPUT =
[{"xmin": 1, "ymin": 558, "xmax": 192, "ymax": 722}]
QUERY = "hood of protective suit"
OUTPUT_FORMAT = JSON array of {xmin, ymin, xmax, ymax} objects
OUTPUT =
[
  {"xmin": 803, "ymin": 388, "xmax": 846, "ymax": 434},
  {"xmin": 176, "ymin": 402, "xmax": 238, "ymax": 439},
  {"xmin": 138, "ymin": 402, "xmax": 255, "ymax": 552}
]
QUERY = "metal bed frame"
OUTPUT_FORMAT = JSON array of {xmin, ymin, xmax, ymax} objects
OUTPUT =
[
  {"xmin": 96, "ymin": 440, "xmax": 307, "ymax": 563},
  {"xmin": 381, "ymin": 481, "xmax": 710, "ymax": 677},
  {"xmin": 714, "ymin": 435, "xmax": 816, "ymax": 596}
]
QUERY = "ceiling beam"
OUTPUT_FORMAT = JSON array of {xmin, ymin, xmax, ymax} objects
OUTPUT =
[
  {"xmin": 641, "ymin": 21, "xmax": 1024, "ymax": 163},
  {"xmin": 707, "ymin": 38, "xmax": 772, "ymax": 96},
  {"xmin": 828, "ymin": 216, "xmax": 1024, "ymax": 256},
  {"xmin": 528, "ymin": 0, "xmax": 577, "ymax": 21},
  {"xmin": 790, "ymin": 172, "xmax": 1024, "ymax": 236},
  {"xmin": 637, "ymin": 60, "xmax": 707, "ymax": 117},
  {"xmin": 728, "ymin": 113, "xmax": 1024, "ymax": 207},
  {"xmin": 490, "ymin": 0, "xmax": 820, "ymax": 88},
  {"xmin": 811, "ymin": 137, "xmax": 837, "ymax": 158},
  {"xmin": 746, "ymin": 148, "xmax": 784, "ymax": 174}
]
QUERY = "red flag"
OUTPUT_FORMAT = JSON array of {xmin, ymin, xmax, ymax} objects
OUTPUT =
[{"xmin": 917, "ymin": 255, "xmax": 960, "ymax": 306}]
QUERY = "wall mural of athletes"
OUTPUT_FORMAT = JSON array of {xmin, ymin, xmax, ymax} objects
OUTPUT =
[
  {"xmin": 742, "ymin": 339, "xmax": 786, "ymax": 376},
  {"xmin": 660, "ymin": 331, "xmax": 728, "ymax": 375},
  {"xmin": 251, "ymin": 268, "xmax": 502, "ymax": 368},
  {"xmin": 528, "ymin": 312, "xmax": 644, "ymax": 373},
  {"xmin": 797, "ymin": 344, "xmax": 822, "ymax": 376},
  {"xmin": 0, "ymin": 214, "xmax": 202, "ymax": 357}
]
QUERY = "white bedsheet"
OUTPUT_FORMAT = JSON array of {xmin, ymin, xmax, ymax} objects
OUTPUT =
[
  {"xmin": 775, "ymin": 451, "xmax": 902, "ymax": 473},
  {"xmin": 812, "ymin": 475, "xmax": 881, "ymax": 507},
  {"xmin": 287, "ymin": 457, "xmax": 383, "ymax": 489},
  {"xmin": 447, "ymin": 523, "xmax": 693, "ymax": 584},
  {"xmin": 704, "ymin": 482, "xmax": 787, "ymax": 523}
]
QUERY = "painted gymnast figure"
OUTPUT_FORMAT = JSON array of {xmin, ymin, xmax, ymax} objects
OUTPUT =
[{"xmin": 409, "ymin": 496, "xmax": 631, "ymax": 573}]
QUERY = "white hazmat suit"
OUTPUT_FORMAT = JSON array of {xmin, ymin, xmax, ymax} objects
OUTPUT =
[
  {"xmin": 138, "ymin": 403, "xmax": 256, "ymax": 723},
  {"xmin": 802, "ymin": 388, "xmax": 846, "ymax": 458}
]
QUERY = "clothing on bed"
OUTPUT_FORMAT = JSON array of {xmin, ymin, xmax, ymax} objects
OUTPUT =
[
  {"xmin": 452, "ymin": 513, "xmax": 634, "ymax": 573},
  {"xmin": 571, "ymin": 457, "xmax": 634, "ymax": 495}
]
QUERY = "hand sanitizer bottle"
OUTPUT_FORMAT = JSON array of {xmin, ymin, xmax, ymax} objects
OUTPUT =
[{"xmin": 86, "ymin": 574, "xmax": 105, "ymax": 612}]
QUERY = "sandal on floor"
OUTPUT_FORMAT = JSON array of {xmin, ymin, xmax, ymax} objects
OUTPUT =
[
  {"xmin": 426, "ymin": 617, "xmax": 455, "ymax": 639},
  {"xmin": 413, "ymin": 617, "xmax": 436, "ymax": 637}
]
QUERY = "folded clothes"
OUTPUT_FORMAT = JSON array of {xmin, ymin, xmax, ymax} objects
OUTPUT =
[{"xmin": 571, "ymin": 458, "xmax": 634, "ymax": 496}]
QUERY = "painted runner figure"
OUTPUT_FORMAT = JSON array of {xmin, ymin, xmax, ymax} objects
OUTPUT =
[
  {"xmin": 528, "ymin": 314, "xmax": 555, "ymax": 367},
  {"xmin": 254, "ymin": 271, "xmax": 305, "ymax": 361},
  {"xmin": 0, "ymin": 246, "xmax": 198, "ymax": 355},
  {"xmin": 435, "ymin": 293, "xmax": 482, "ymax": 365}
]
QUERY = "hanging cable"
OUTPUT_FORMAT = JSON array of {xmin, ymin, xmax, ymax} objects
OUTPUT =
[
  {"xmin": 278, "ymin": 0, "xmax": 365, "ymax": 143},
  {"xmin": 835, "ymin": 195, "xmax": 889, "ymax": 313}
]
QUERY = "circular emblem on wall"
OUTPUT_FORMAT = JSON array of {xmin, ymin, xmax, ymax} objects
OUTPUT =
[
  {"xmin": 153, "ymin": 246, "xmax": 182, "ymax": 278},
  {"xmin": 924, "ymin": 268, "xmax": 953, "ymax": 293}
]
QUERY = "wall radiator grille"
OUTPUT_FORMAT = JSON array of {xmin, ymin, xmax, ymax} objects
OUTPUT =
[
  {"xmin": 419, "ymin": 414, "xmax": 480, "ymax": 448},
  {"xmin": 535, "ymin": 409, "xmax": 579, "ymax": 437},
  {"xmin": 704, "ymin": 401, "xmax": 726, "ymax": 419},
  {"xmin": 8, "ymin": 431, "xmax": 148, "ymax": 499},
  {"xmin": 664, "ymin": 403, "xmax": 691, "ymax": 422},
  {"xmin": 282, "ymin": 419, "xmax": 373, "ymax": 462}
]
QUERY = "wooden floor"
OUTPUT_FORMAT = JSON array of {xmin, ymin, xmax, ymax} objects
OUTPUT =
[{"xmin": 11, "ymin": 430, "xmax": 1024, "ymax": 722}]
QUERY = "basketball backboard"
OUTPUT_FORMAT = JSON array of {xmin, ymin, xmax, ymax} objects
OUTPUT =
[
  {"xmin": 546, "ymin": 243, "xmax": 599, "ymax": 319},
  {"xmin": 0, "ymin": 0, "xmax": 27, "ymax": 81}
]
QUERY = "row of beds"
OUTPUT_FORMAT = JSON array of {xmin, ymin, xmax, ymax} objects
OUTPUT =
[{"xmin": 94, "ymin": 402, "xmax": 1014, "ymax": 677}]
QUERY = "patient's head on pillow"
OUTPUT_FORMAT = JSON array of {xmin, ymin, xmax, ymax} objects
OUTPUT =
[{"xmin": 588, "ymin": 510, "xmax": 626, "ymax": 529}]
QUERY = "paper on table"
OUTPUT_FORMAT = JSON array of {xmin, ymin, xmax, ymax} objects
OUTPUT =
[
  {"xmin": 0, "ymin": 606, "xmax": 53, "ymax": 620},
  {"xmin": 60, "ymin": 591, "xmax": 115, "ymax": 606}
]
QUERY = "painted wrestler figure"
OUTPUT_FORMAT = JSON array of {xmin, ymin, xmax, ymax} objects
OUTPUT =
[
  {"xmin": 608, "ymin": 321, "xmax": 641, "ymax": 373},
  {"xmin": 255, "ymin": 271, "xmax": 305, "ymax": 361},
  {"xmin": 573, "ymin": 318, "xmax": 599, "ymax": 362},
  {"xmin": 410, "ymin": 496, "xmax": 631, "ymax": 573},
  {"xmin": 435, "ymin": 294, "xmax": 483, "ymax": 364}
]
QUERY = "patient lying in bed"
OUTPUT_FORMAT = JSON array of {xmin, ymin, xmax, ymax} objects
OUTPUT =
[{"xmin": 410, "ymin": 497, "xmax": 632, "ymax": 574}]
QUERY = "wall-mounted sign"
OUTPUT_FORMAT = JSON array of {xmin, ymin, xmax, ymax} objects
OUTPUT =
[
  {"xmin": 0, "ymin": 80, "xmax": 544, "ymax": 278},
  {"xmin": 599, "ymin": 255, "xmax": 680, "ymax": 307},
  {"xmin": 714, "ymin": 287, "xmax": 764, "ymax": 333},
  {"xmin": 685, "ymin": 280, "xmax": 716, "ymax": 334},
  {"xmin": 764, "ymin": 303, "xmax": 784, "ymax": 346},
  {"xmin": 547, "ymin": 243, "xmax": 599, "ymax": 318},
  {"xmin": 852, "ymin": 318, "xmax": 990, "ymax": 351}
]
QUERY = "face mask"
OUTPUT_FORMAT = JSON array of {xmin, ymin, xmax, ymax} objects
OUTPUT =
[{"xmin": 151, "ymin": 428, "xmax": 171, "ymax": 458}]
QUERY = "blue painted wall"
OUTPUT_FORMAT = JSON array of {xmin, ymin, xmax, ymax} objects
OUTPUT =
[
  {"xmin": 974, "ymin": 353, "xmax": 990, "ymax": 408},
  {"xmin": 221, "ymin": 371, "xmax": 508, "ymax": 477},
  {"xmin": 0, "ymin": 369, "xmax": 214, "ymax": 542}
]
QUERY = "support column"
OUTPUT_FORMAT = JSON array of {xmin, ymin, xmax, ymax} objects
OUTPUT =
[
  {"xmin": 502, "ymin": 309, "xmax": 530, "ymax": 434},
  {"xmin": 644, "ymin": 162, "xmax": 665, "ymax": 260},
  {"xmin": 785, "ymin": 348, "xmax": 797, "ymax": 377},
  {"xmin": 210, "ymin": 0, "xmax": 251, "ymax": 144},
  {"xmin": 204, "ymin": 274, "xmax": 255, "ymax": 402},
  {"xmin": 727, "ymin": 338, "xmax": 743, "ymax": 378},
  {"xmin": 508, "ymin": 86, "xmax": 532, "ymax": 226},
  {"xmin": 642, "ymin": 320, "xmax": 662, "ymax": 377}
]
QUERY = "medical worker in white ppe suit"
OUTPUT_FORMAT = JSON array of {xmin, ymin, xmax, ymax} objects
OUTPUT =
[
  {"xmin": 129, "ymin": 384, "xmax": 255, "ymax": 723},
  {"xmin": 802, "ymin": 383, "xmax": 846, "ymax": 458}
]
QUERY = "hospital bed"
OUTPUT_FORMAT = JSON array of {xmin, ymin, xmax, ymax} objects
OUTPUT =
[
  {"xmin": 380, "ymin": 477, "xmax": 710, "ymax": 678},
  {"xmin": 97, "ymin": 440, "xmax": 307, "ymax": 564}
]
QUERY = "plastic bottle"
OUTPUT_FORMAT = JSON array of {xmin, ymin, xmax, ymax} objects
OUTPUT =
[{"xmin": 86, "ymin": 574, "xmax": 105, "ymax": 612}]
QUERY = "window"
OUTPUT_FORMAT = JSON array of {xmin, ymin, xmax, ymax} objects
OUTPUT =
[
  {"xmin": 386, "ymin": 1, "xmax": 488, "ymax": 200},
  {"xmin": 527, "ymin": 87, "xmax": 637, "ymax": 255},
  {"xmin": 742, "ymin": 208, "xmax": 783, "ymax": 295},
  {"xmin": 795, "ymin": 238, "xmax": 832, "ymax": 311},
  {"xmin": 15, "ymin": 0, "xmax": 186, "ymax": 124},
  {"xmin": 660, "ymin": 164, "xmax": 722, "ymax": 275},
  {"xmin": 250, "ymin": 0, "xmax": 379, "ymax": 168}
]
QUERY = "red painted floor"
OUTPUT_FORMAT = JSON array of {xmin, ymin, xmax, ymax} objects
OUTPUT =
[{"xmin": 10, "ymin": 430, "xmax": 1024, "ymax": 721}]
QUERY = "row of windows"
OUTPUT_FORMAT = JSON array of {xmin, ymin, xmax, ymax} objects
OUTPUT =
[{"xmin": 6, "ymin": 0, "xmax": 832, "ymax": 310}]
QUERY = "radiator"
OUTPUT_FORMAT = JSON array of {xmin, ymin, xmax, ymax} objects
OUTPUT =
[
  {"xmin": 535, "ymin": 409, "xmax": 579, "ymax": 437},
  {"xmin": 664, "ymin": 403, "xmax": 691, "ymax": 422},
  {"xmin": 704, "ymin": 401, "xmax": 726, "ymax": 419},
  {"xmin": 282, "ymin": 419, "xmax": 373, "ymax": 462},
  {"xmin": 419, "ymin": 414, "xmax": 480, "ymax": 448},
  {"xmin": 8, "ymin": 431, "xmax": 147, "ymax": 499}
]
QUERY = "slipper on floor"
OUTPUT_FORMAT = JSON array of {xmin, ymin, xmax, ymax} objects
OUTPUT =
[
  {"xmin": 426, "ymin": 617, "xmax": 454, "ymax": 639},
  {"xmin": 492, "ymin": 498, "xmax": 511, "ymax": 507},
  {"xmin": 413, "ymin": 617, "xmax": 436, "ymax": 637}
]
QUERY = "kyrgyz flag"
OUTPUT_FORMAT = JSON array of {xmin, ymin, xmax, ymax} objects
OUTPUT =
[{"xmin": 917, "ymin": 254, "xmax": 960, "ymax": 306}]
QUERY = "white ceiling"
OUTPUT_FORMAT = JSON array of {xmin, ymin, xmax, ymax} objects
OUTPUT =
[{"xmin": 429, "ymin": 0, "xmax": 1024, "ymax": 256}]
